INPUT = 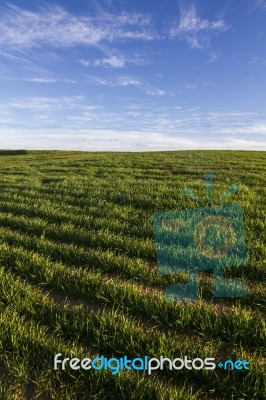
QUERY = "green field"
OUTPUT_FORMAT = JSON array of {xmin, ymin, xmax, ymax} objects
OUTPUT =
[{"xmin": 0, "ymin": 150, "xmax": 265, "ymax": 399}]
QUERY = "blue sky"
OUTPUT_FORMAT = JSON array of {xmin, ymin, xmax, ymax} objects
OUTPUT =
[{"xmin": 0, "ymin": 0, "xmax": 265, "ymax": 150}]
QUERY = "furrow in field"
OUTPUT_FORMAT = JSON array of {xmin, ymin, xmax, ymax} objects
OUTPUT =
[
  {"xmin": 0, "ymin": 225, "xmax": 265, "ymax": 310},
  {"xmin": 0, "ymin": 225, "xmax": 186, "ymax": 286},
  {"xmin": 0, "ymin": 187, "xmax": 152, "ymax": 237},
  {"xmin": 0, "ymin": 205, "xmax": 264, "ymax": 282},
  {"xmin": 0, "ymin": 307, "xmax": 196, "ymax": 400},
  {"xmin": 0, "ymin": 267, "xmax": 264, "ymax": 399},
  {"xmin": 0, "ymin": 243, "xmax": 265, "ymax": 347},
  {"xmin": 0, "ymin": 209, "xmax": 154, "ymax": 259}
]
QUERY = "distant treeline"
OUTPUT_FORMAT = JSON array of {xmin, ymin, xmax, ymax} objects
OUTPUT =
[{"xmin": 0, "ymin": 149, "xmax": 28, "ymax": 156}]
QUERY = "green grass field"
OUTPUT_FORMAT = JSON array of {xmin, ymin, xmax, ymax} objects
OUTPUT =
[{"xmin": 0, "ymin": 150, "xmax": 265, "ymax": 399}]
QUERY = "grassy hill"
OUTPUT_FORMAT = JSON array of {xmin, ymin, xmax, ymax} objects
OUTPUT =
[{"xmin": 0, "ymin": 150, "xmax": 265, "ymax": 399}]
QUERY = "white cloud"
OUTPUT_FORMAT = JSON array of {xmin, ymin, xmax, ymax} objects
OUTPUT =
[
  {"xmin": 102, "ymin": 56, "xmax": 126, "ymax": 68},
  {"xmin": 0, "ymin": 128, "xmax": 265, "ymax": 151},
  {"xmin": 79, "ymin": 51, "xmax": 149, "ymax": 69},
  {"xmin": 207, "ymin": 51, "xmax": 220, "ymax": 63},
  {"xmin": 5, "ymin": 95, "xmax": 87, "ymax": 112},
  {"xmin": 80, "ymin": 55, "xmax": 126, "ymax": 68},
  {"xmin": 118, "ymin": 76, "xmax": 142, "ymax": 86},
  {"xmin": 0, "ymin": 4, "xmax": 155, "ymax": 53},
  {"xmin": 170, "ymin": 4, "xmax": 228, "ymax": 49},
  {"xmin": 0, "ymin": 51, "xmax": 30, "ymax": 63},
  {"xmin": 2, "ymin": 94, "xmax": 265, "ymax": 148},
  {"xmin": 78, "ymin": 46, "xmax": 150, "ymax": 70},
  {"xmin": 86, "ymin": 75, "xmax": 112, "ymax": 86},
  {"xmin": 0, "ymin": 110, "xmax": 14, "ymax": 124},
  {"xmin": 250, "ymin": 56, "xmax": 266, "ymax": 65},
  {"xmin": 5, "ymin": 77, "xmax": 78, "ymax": 84},
  {"xmin": 185, "ymin": 83, "xmax": 197, "ymax": 89},
  {"xmin": 25, "ymin": 77, "xmax": 57, "ymax": 84},
  {"xmin": 252, "ymin": 0, "xmax": 266, "ymax": 11},
  {"xmin": 246, "ymin": 122, "xmax": 266, "ymax": 134},
  {"xmin": 86, "ymin": 74, "xmax": 165, "ymax": 96}
]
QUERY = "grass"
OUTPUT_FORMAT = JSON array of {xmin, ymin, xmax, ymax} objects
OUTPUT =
[{"xmin": 0, "ymin": 149, "xmax": 265, "ymax": 399}]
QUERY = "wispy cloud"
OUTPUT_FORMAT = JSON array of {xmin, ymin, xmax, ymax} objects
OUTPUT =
[
  {"xmin": 86, "ymin": 74, "xmax": 165, "ymax": 96},
  {"xmin": 252, "ymin": 0, "xmax": 266, "ymax": 11},
  {"xmin": 1, "ymin": 95, "xmax": 266, "ymax": 150},
  {"xmin": 80, "ymin": 56, "xmax": 126, "ymax": 68},
  {"xmin": 1, "ymin": 127, "xmax": 265, "ymax": 151},
  {"xmin": 0, "ymin": 51, "xmax": 30, "ymax": 63},
  {"xmin": 5, "ymin": 77, "xmax": 77, "ymax": 84},
  {"xmin": 184, "ymin": 82, "xmax": 197, "ymax": 89},
  {"xmin": 241, "ymin": 121, "xmax": 266, "ymax": 134},
  {"xmin": 79, "ymin": 51, "xmax": 149, "ymax": 69},
  {"xmin": 25, "ymin": 77, "xmax": 58, "ymax": 84},
  {"xmin": 6, "ymin": 95, "xmax": 87, "ymax": 112},
  {"xmin": 250, "ymin": 56, "xmax": 266, "ymax": 65},
  {"xmin": 182, "ymin": 80, "xmax": 214, "ymax": 91},
  {"xmin": 3, "ymin": 94, "xmax": 265, "ymax": 137},
  {"xmin": 0, "ymin": 110, "xmax": 14, "ymax": 124},
  {"xmin": 3, "ymin": 95, "xmax": 265, "ymax": 134},
  {"xmin": 170, "ymin": 4, "xmax": 228, "ymax": 49},
  {"xmin": 0, "ymin": 4, "xmax": 155, "ymax": 53}
]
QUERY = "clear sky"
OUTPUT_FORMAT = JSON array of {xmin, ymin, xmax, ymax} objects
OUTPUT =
[{"xmin": 0, "ymin": 0, "xmax": 265, "ymax": 151}]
